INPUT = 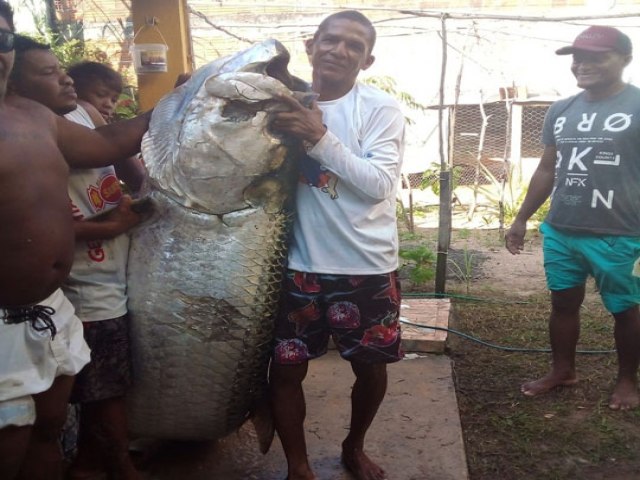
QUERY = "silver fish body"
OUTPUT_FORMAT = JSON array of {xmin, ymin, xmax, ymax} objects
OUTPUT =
[{"xmin": 126, "ymin": 39, "xmax": 307, "ymax": 440}]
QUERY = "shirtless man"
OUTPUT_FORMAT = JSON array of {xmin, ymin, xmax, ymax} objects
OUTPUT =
[
  {"xmin": 0, "ymin": 3, "xmax": 151, "ymax": 478},
  {"xmin": 6, "ymin": 36, "xmax": 146, "ymax": 479}
]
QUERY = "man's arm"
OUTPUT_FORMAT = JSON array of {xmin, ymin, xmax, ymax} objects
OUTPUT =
[
  {"xmin": 309, "ymin": 105, "xmax": 404, "ymax": 202},
  {"xmin": 80, "ymin": 101, "xmax": 147, "ymax": 193},
  {"xmin": 74, "ymin": 195, "xmax": 142, "ymax": 241},
  {"xmin": 272, "ymin": 95, "xmax": 404, "ymax": 203},
  {"xmin": 114, "ymin": 155, "xmax": 146, "ymax": 194},
  {"xmin": 55, "ymin": 110, "xmax": 152, "ymax": 169},
  {"xmin": 505, "ymin": 144, "xmax": 557, "ymax": 254}
]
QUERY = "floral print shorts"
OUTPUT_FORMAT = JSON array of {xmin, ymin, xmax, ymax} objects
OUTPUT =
[{"xmin": 273, "ymin": 270, "xmax": 403, "ymax": 365}]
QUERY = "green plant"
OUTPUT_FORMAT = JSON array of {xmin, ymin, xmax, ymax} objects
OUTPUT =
[
  {"xmin": 448, "ymin": 246, "xmax": 475, "ymax": 294},
  {"xmin": 457, "ymin": 228, "xmax": 471, "ymax": 240},
  {"xmin": 411, "ymin": 204, "xmax": 438, "ymax": 220},
  {"xmin": 362, "ymin": 76, "xmax": 426, "ymax": 125},
  {"xmin": 399, "ymin": 245, "xmax": 436, "ymax": 286},
  {"xmin": 475, "ymin": 162, "xmax": 524, "ymax": 226},
  {"xmin": 22, "ymin": 30, "xmax": 106, "ymax": 69},
  {"xmin": 420, "ymin": 163, "xmax": 463, "ymax": 196},
  {"xmin": 398, "ymin": 231, "xmax": 422, "ymax": 242},
  {"xmin": 478, "ymin": 166, "xmax": 551, "ymax": 228},
  {"xmin": 113, "ymin": 88, "xmax": 140, "ymax": 120}
]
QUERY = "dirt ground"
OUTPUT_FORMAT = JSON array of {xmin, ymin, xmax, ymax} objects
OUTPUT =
[
  {"xmin": 449, "ymin": 226, "xmax": 545, "ymax": 295},
  {"xmin": 398, "ymin": 209, "xmax": 548, "ymax": 298},
  {"xmin": 399, "ymin": 221, "xmax": 640, "ymax": 480}
]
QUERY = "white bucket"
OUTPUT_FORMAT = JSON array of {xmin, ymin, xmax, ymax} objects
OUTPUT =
[{"xmin": 131, "ymin": 43, "xmax": 168, "ymax": 74}]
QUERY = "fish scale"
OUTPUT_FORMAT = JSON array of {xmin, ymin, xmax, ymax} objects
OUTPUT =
[{"xmin": 126, "ymin": 39, "xmax": 308, "ymax": 441}]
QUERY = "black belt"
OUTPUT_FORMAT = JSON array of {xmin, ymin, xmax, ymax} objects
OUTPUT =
[{"xmin": 1, "ymin": 305, "xmax": 57, "ymax": 339}]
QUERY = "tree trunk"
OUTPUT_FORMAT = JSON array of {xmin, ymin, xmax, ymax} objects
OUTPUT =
[{"xmin": 44, "ymin": 0, "xmax": 59, "ymax": 36}]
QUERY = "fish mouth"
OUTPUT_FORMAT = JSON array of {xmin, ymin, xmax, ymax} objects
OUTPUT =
[
  {"xmin": 258, "ymin": 43, "xmax": 310, "ymax": 93},
  {"xmin": 264, "ymin": 51, "xmax": 309, "ymax": 92}
]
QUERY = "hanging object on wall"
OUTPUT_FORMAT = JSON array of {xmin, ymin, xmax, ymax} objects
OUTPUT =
[{"xmin": 131, "ymin": 16, "xmax": 169, "ymax": 74}]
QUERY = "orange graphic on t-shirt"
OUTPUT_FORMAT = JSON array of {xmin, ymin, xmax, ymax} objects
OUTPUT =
[
  {"xmin": 86, "ymin": 174, "xmax": 122, "ymax": 213},
  {"xmin": 100, "ymin": 175, "xmax": 121, "ymax": 203},
  {"xmin": 88, "ymin": 185, "xmax": 104, "ymax": 211}
]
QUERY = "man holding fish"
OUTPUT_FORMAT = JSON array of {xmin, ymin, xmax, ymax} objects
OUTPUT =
[{"xmin": 270, "ymin": 10, "xmax": 405, "ymax": 480}]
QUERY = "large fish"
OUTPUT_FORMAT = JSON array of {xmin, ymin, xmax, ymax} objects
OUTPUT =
[{"xmin": 126, "ymin": 39, "xmax": 309, "ymax": 442}]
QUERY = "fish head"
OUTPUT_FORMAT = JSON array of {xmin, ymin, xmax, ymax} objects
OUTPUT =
[{"xmin": 142, "ymin": 40, "xmax": 309, "ymax": 216}]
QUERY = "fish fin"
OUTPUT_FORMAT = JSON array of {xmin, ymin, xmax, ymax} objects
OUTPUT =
[{"xmin": 141, "ymin": 86, "xmax": 185, "ymax": 181}]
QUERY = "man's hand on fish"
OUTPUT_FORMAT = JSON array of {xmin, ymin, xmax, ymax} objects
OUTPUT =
[
  {"xmin": 271, "ymin": 94, "xmax": 327, "ymax": 146},
  {"xmin": 100, "ymin": 195, "xmax": 144, "ymax": 234}
]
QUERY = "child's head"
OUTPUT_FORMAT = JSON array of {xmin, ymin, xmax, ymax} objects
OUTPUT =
[{"xmin": 67, "ymin": 61, "xmax": 123, "ymax": 121}]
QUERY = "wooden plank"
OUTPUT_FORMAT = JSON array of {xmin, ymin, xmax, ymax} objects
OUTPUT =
[{"xmin": 400, "ymin": 298, "xmax": 450, "ymax": 353}]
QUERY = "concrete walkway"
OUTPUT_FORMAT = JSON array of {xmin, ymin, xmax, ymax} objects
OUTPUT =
[{"xmin": 141, "ymin": 350, "xmax": 469, "ymax": 480}]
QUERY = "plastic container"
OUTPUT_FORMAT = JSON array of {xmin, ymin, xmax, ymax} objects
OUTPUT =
[{"xmin": 131, "ymin": 43, "xmax": 168, "ymax": 74}]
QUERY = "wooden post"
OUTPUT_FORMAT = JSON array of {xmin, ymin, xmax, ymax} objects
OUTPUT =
[
  {"xmin": 435, "ymin": 14, "xmax": 451, "ymax": 296},
  {"xmin": 435, "ymin": 170, "xmax": 452, "ymax": 295},
  {"xmin": 131, "ymin": 0, "xmax": 193, "ymax": 111},
  {"xmin": 499, "ymin": 96, "xmax": 516, "ymax": 233},
  {"xmin": 510, "ymin": 103, "xmax": 523, "ymax": 183}
]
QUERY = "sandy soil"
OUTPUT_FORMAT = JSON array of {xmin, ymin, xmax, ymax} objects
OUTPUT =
[
  {"xmin": 449, "ymin": 227, "xmax": 546, "ymax": 297},
  {"xmin": 399, "ymin": 206, "xmax": 547, "ymax": 298}
]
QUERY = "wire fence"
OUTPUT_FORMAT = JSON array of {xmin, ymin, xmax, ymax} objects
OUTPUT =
[{"xmin": 50, "ymin": 1, "xmax": 640, "ymax": 224}]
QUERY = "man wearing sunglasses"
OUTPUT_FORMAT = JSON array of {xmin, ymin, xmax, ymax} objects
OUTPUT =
[{"xmin": 0, "ymin": 2, "xmax": 151, "ymax": 478}]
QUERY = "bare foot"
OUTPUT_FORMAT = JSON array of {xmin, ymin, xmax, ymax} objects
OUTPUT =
[
  {"xmin": 608, "ymin": 379, "xmax": 640, "ymax": 411},
  {"xmin": 341, "ymin": 447, "xmax": 386, "ymax": 480},
  {"xmin": 520, "ymin": 372, "xmax": 578, "ymax": 397}
]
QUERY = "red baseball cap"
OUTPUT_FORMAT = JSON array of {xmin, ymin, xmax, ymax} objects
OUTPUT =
[{"xmin": 556, "ymin": 25, "xmax": 632, "ymax": 55}]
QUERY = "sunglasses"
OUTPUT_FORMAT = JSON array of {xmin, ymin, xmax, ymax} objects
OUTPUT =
[{"xmin": 0, "ymin": 29, "xmax": 15, "ymax": 53}]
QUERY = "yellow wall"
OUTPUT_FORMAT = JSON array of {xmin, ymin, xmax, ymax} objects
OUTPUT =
[{"xmin": 131, "ymin": 0, "xmax": 193, "ymax": 111}]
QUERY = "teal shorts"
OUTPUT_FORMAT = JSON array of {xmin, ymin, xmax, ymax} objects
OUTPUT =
[{"xmin": 540, "ymin": 222, "xmax": 640, "ymax": 314}]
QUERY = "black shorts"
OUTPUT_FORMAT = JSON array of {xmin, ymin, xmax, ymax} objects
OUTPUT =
[{"xmin": 70, "ymin": 314, "xmax": 132, "ymax": 404}]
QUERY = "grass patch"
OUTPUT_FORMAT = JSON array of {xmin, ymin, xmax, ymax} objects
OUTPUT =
[{"xmin": 448, "ymin": 289, "xmax": 640, "ymax": 479}]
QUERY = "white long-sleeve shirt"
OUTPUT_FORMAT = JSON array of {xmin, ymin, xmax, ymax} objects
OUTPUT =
[{"xmin": 287, "ymin": 82, "xmax": 405, "ymax": 275}]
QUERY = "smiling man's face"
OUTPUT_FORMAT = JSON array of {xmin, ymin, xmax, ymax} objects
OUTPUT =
[
  {"xmin": 571, "ymin": 50, "xmax": 631, "ymax": 95},
  {"xmin": 306, "ymin": 18, "xmax": 375, "ymax": 100}
]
